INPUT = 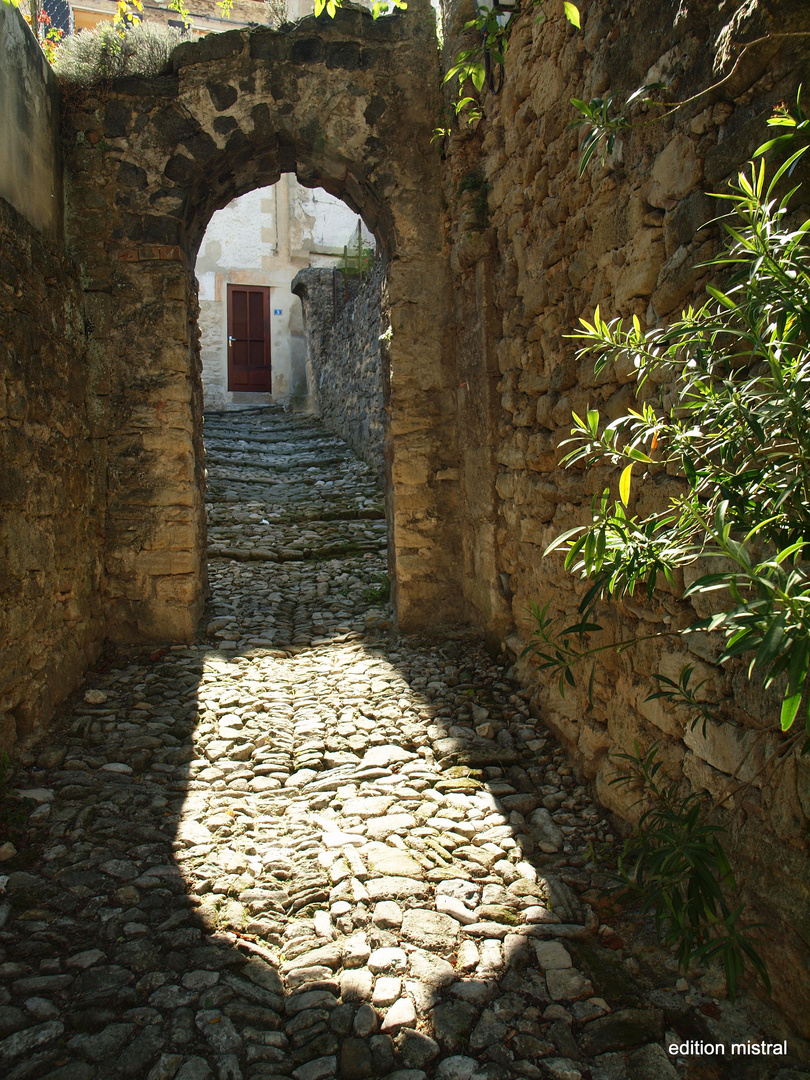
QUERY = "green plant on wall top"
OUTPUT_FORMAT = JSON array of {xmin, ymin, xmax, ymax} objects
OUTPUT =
[
  {"xmin": 52, "ymin": 21, "xmax": 184, "ymax": 84},
  {"xmin": 528, "ymin": 97, "xmax": 810, "ymax": 748},
  {"xmin": 441, "ymin": 0, "xmax": 579, "ymax": 131}
]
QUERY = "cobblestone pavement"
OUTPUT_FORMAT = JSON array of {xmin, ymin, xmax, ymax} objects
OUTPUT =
[{"xmin": 0, "ymin": 409, "xmax": 800, "ymax": 1080}]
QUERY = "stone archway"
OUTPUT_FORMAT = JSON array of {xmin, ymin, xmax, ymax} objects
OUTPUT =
[{"xmin": 63, "ymin": 0, "xmax": 459, "ymax": 642}]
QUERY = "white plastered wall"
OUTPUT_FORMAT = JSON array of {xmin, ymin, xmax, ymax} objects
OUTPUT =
[{"xmin": 196, "ymin": 174, "xmax": 373, "ymax": 412}]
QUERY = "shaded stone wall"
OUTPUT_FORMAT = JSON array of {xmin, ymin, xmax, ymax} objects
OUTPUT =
[
  {"xmin": 442, "ymin": 0, "xmax": 810, "ymax": 1033},
  {"xmin": 0, "ymin": 5, "xmax": 104, "ymax": 757},
  {"xmin": 292, "ymin": 261, "xmax": 385, "ymax": 477},
  {"xmin": 0, "ymin": 198, "xmax": 104, "ymax": 756}
]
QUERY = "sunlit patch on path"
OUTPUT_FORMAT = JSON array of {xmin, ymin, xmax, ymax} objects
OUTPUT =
[{"xmin": 0, "ymin": 409, "xmax": 768, "ymax": 1080}]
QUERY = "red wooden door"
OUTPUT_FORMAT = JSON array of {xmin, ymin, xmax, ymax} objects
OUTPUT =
[{"xmin": 227, "ymin": 285, "xmax": 271, "ymax": 392}]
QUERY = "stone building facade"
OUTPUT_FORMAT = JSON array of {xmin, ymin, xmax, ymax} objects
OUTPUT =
[
  {"xmin": 197, "ymin": 176, "xmax": 373, "ymax": 411},
  {"xmin": 68, "ymin": 0, "xmax": 288, "ymax": 38}
]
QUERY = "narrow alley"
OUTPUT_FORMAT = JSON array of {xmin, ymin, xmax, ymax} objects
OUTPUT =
[{"xmin": 0, "ymin": 411, "xmax": 771, "ymax": 1080}]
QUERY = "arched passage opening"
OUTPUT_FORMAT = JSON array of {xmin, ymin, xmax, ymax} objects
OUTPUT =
[
  {"xmin": 196, "ymin": 177, "xmax": 378, "ymax": 416},
  {"xmin": 195, "ymin": 174, "xmax": 389, "ymax": 654},
  {"xmin": 63, "ymin": 0, "xmax": 461, "ymax": 645}
]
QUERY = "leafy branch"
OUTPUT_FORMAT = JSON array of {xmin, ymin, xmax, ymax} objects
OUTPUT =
[
  {"xmin": 608, "ymin": 741, "xmax": 770, "ymax": 999},
  {"xmin": 314, "ymin": 0, "xmax": 407, "ymax": 17},
  {"xmin": 537, "ymin": 106, "xmax": 810, "ymax": 749},
  {"xmin": 570, "ymin": 36, "xmax": 810, "ymax": 175},
  {"xmin": 569, "ymin": 84, "xmax": 666, "ymax": 175},
  {"xmin": 443, "ymin": 5, "xmax": 514, "ymax": 127},
  {"xmin": 444, "ymin": 1, "xmax": 580, "ymax": 128}
]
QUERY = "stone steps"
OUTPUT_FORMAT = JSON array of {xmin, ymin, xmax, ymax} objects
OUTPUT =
[{"xmin": 0, "ymin": 408, "xmax": 778, "ymax": 1080}]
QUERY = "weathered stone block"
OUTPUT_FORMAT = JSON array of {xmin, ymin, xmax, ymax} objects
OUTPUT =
[
  {"xmin": 172, "ymin": 28, "xmax": 245, "ymax": 70},
  {"xmin": 647, "ymin": 134, "xmax": 703, "ymax": 209},
  {"xmin": 684, "ymin": 718, "xmax": 771, "ymax": 783},
  {"xmin": 614, "ymin": 229, "xmax": 665, "ymax": 307},
  {"xmin": 136, "ymin": 551, "xmax": 197, "ymax": 576}
]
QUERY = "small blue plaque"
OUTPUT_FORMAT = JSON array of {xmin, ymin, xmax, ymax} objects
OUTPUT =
[{"xmin": 273, "ymin": 309, "xmax": 283, "ymax": 315}]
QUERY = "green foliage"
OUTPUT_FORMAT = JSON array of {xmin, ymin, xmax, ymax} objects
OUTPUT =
[
  {"xmin": 523, "ymin": 597, "xmax": 637, "ymax": 699},
  {"xmin": 53, "ymin": 21, "xmax": 183, "ymax": 85},
  {"xmin": 610, "ymin": 742, "xmax": 770, "ymax": 999},
  {"xmin": 457, "ymin": 170, "xmax": 487, "ymax": 196},
  {"xmin": 536, "ymin": 104, "xmax": 810, "ymax": 749},
  {"xmin": 569, "ymin": 84, "xmax": 665, "ymax": 175},
  {"xmin": 647, "ymin": 665, "xmax": 717, "ymax": 737},
  {"xmin": 341, "ymin": 243, "xmax": 374, "ymax": 279},
  {"xmin": 443, "ymin": 5, "xmax": 506, "ymax": 126},
  {"xmin": 562, "ymin": 1, "xmax": 579, "ymax": 29},
  {"xmin": 313, "ymin": 0, "xmax": 407, "ymax": 17},
  {"xmin": 457, "ymin": 170, "xmax": 490, "ymax": 228},
  {"xmin": 39, "ymin": 21, "xmax": 63, "ymax": 63},
  {"xmin": 444, "ymin": 1, "xmax": 582, "ymax": 127},
  {"xmin": 168, "ymin": 0, "xmax": 191, "ymax": 29},
  {"xmin": 364, "ymin": 575, "xmax": 391, "ymax": 604},
  {"xmin": 755, "ymin": 88, "xmax": 810, "ymax": 158},
  {"xmin": 340, "ymin": 220, "xmax": 374, "ymax": 279},
  {"xmin": 443, "ymin": 1, "xmax": 580, "ymax": 128}
]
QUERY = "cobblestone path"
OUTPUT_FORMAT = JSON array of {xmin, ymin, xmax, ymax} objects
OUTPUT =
[{"xmin": 0, "ymin": 410, "xmax": 791, "ymax": 1080}]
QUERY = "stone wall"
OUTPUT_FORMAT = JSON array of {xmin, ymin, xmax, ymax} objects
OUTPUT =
[
  {"xmin": 0, "ymin": 3, "xmax": 63, "ymax": 243},
  {"xmin": 292, "ymin": 260, "xmax": 386, "ymax": 476},
  {"xmin": 60, "ymin": 0, "xmax": 460, "ymax": 637},
  {"xmin": 0, "ymin": 197, "xmax": 104, "ymax": 756},
  {"xmin": 0, "ymin": 4, "xmax": 105, "ymax": 757},
  {"xmin": 441, "ymin": 0, "xmax": 810, "ymax": 1034}
]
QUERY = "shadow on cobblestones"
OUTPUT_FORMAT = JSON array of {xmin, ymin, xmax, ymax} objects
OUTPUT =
[{"xmin": 0, "ymin": 411, "xmax": 795, "ymax": 1080}]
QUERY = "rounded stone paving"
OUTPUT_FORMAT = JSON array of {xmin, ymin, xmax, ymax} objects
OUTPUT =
[{"xmin": 0, "ymin": 409, "xmax": 798, "ymax": 1080}]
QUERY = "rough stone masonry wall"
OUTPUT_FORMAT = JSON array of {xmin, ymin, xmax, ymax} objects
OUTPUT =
[
  {"xmin": 61, "ymin": 2, "xmax": 460, "ymax": 637},
  {"xmin": 0, "ymin": 200, "xmax": 104, "ymax": 758},
  {"xmin": 292, "ymin": 261, "xmax": 386, "ymax": 477},
  {"xmin": 0, "ymin": 5, "xmax": 105, "ymax": 758},
  {"xmin": 442, "ymin": 0, "xmax": 810, "ymax": 1034}
]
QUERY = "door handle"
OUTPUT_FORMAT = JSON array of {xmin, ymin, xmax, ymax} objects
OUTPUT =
[{"xmin": 228, "ymin": 336, "xmax": 236, "ymax": 345}]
